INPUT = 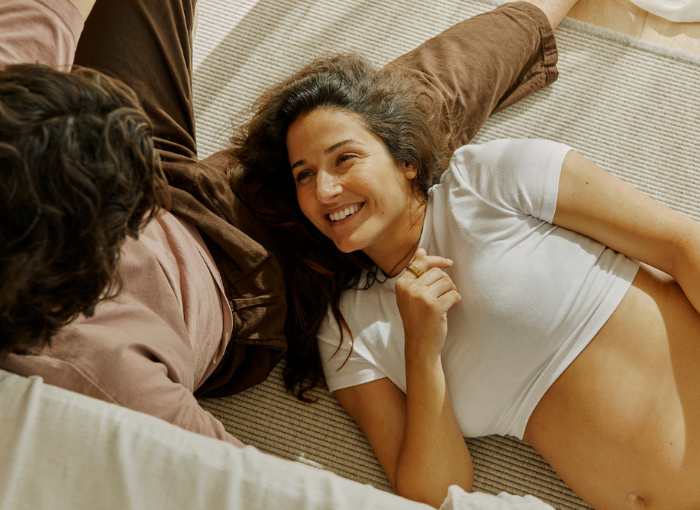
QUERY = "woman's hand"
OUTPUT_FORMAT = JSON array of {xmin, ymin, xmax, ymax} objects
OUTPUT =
[{"xmin": 395, "ymin": 248, "xmax": 462, "ymax": 359}]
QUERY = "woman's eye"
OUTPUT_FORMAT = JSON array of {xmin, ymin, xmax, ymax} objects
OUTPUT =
[
  {"xmin": 294, "ymin": 170, "xmax": 313, "ymax": 183},
  {"xmin": 337, "ymin": 154, "xmax": 356, "ymax": 165}
]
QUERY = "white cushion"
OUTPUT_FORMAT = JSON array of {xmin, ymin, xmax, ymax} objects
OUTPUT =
[
  {"xmin": 0, "ymin": 369, "xmax": 553, "ymax": 510},
  {"xmin": 629, "ymin": 0, "xmax": 700, "ymax": 22}
]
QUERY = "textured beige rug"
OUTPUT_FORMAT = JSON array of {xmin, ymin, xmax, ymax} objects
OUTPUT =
[{"xmin": 193, "ymin": 1, "xmax": 700, "ymax": 509}]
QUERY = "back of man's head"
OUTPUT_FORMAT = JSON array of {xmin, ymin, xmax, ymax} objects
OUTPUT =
[{"xmin": 0, "ymin": 64, "xmax": 168, "ymax": 355}]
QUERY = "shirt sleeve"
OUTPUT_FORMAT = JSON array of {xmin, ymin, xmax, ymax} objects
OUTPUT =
[
  {"xmin": 0, "ymin": 327, "xmax": 245, "ymax": 448},
  {"xmin": 0, "ymin": 0, "xmax": 84, "ymax": 69},
  {"xmin": 317, "ymin": 305, "xmax": 388, "ymax": 393},
  {"xmin": 448, "ymin": 139, "xmax": 573, "ymax": 223},
  {"xmin": 109, "ymin": 343, "xmax": 246, "ymax": 448}
]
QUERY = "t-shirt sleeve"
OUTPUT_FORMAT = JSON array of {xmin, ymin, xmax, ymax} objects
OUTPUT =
[
  {"xmin": 448, "ymin": 139, "xmax": 573, "ymax": 223},
  {"xmin": 0, "ymin": 0, "xmax": 84, "ymax": 69},
  {"xmin": 317, "ymin": 305, "xmax": 388, "ymax": 393},
  {"xmin": 110, "ymin": 344, "xmax": 246, "ymax": 448}
]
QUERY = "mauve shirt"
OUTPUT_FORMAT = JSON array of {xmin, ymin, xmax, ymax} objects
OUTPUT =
[
  {"xmin": 0, "ymin": 0, "xmax": 82, "ymax": 69},
  {"xmin": 0, "ymin": 0, "xmax": 243, "ymax": 447}
]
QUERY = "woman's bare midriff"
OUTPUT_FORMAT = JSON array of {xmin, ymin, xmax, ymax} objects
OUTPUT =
[{"xmin": 523, "ymin": 264, "xmax": 700, "ymax": 510}]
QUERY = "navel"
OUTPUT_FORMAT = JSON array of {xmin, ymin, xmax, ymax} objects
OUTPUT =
[{"xmin": 626, "ymin": 492, "xmax": 648, "ymax": 508}]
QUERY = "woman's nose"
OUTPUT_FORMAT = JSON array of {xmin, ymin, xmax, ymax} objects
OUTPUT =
[{"xmin": 315, "ymin": 170, "xmax": 342, "ymax": 203}]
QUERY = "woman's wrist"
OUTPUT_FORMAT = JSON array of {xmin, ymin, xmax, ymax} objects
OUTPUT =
[
  {"xmin": 405, "ymin": 353, "xmax": 445, "ymax": 399},
  {"xmin": 405, "ymin": 346, "xmax": 442, "ymax": 372}
]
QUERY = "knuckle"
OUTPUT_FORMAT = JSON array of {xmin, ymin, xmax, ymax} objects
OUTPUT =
[
  {"xmin": 415, "ymin": 292, "xmax": 432, "ymax": 305},
  {"xmin": 395, "ymin": 278, "xmax": 410, "ymax": 290}
]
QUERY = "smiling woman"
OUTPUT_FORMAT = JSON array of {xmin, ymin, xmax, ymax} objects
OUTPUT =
[{"xmin": 229, "ymin": 5, "xmax": 700, "ymax": 510}]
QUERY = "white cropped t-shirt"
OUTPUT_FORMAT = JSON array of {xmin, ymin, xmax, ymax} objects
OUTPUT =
[{"xmin": 318, "ymin": 139, "xmax": 640, "ymax": 440}]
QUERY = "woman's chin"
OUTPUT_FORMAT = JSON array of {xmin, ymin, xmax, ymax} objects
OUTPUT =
[
  {"xmin": 332, "ymin": 237, "xmax": 364, "ymax": 254},
  {"xmin": 334, "ymin": 242, "xmax": 357, "ymax": 254}
]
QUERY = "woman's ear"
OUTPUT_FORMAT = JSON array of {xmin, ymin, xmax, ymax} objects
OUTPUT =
[{"xmin": 402, "ymin": 161, "xmax": 418, "ymax": 180}]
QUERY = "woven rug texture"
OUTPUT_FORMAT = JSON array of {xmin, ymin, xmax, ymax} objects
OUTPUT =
[{"xmin": 193, "ymin": 0, "xmax": 700, "ymax": 509}]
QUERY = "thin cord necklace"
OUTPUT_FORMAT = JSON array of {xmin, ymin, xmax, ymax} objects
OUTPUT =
[{"xmin": 370, "ymin": 232, "xmax": 422, "ymax": 283}]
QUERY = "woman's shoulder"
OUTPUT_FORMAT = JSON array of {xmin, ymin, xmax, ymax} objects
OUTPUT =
[
  {"xmin": 449, "ymin": 138, "xmax": 571, "ymax": 175},
  {"xmin": 435, "ymin": 138, "xmax": 574, "ymax": 222}
]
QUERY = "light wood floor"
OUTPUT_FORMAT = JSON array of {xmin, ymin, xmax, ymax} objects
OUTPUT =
[{"xmin": 567, "ymin": 0, "xmax": 700, "ymax": 56}]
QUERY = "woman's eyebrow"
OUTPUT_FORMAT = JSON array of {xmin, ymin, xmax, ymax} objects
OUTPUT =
[
  {"xmin": 290, "ymin": 139, "xmax": 360, "ymax": 171},
  {"xmin": 324, "ymin": 139, "xmax": 358, "ymax": 155}
]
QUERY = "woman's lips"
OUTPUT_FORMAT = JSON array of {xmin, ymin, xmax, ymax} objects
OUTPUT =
[{"xmin": 328, "ymin": 203, "xmax": 363, "ymax": 222}]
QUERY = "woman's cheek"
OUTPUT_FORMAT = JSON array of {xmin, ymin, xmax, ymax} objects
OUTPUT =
[{"xmin": 297, "ymin": 189, "xmax": 318, "ymax": 224}]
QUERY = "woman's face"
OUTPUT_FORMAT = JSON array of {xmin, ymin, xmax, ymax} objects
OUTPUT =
[{"xmin": 286, "ymin": 107, "xmax": 419, "ymax": 261}]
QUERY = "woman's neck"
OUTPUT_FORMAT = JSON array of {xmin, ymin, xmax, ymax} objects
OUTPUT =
[{"xmin": 369, "ymin": 203, "xmax": 426, "ymax": 278}]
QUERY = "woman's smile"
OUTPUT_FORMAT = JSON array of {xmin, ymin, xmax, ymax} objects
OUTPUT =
[{"xmin": 328, "ymin": 203, "xmax": 364, "ymax": 223}]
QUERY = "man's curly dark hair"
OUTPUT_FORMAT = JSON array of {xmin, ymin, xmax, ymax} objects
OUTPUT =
[{"xmin": 0, "ymin": 64, "xmax": 168, "ymax": 355}]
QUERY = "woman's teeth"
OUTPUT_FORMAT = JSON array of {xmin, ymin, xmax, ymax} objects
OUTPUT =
[{"xmin": 329, "ymin": 204, "xmax": 361, "ymax": 222}]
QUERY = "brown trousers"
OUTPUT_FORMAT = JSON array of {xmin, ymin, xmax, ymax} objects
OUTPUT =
[{"xmin": 73, "ymin": 0, "xmax": 557, "ymax": 397}]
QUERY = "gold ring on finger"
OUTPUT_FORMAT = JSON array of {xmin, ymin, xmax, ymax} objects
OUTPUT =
[{"xmin": 407, "ymin": 263, "xmax": 423, "ymax": 278}]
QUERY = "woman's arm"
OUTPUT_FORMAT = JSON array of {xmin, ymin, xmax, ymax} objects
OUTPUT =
[
  {"xmin": 335, "ymin": 371, "xmax": 472, "ymax": 509},
  {"xmin": 335, "ymin": 251, "xmax": 472, "ymax": 508},
  {"xmin": 334, "ymin": 380, "xmax": 407, "ymax": 489},
  {"xmin": 554, "ymin": 150, "xmax": 700, "ymax": 313}
]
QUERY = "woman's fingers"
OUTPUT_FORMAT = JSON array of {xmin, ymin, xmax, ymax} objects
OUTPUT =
[
  {"xmin": 396, "ymin": 249, "xmax": 461, "ymax": 326},
  {"xmin": 402, "ymin": 248, "xmax": 453, "ymax": 280},
  {"xmin": 424, "ymin": 271, "xmax": 459, "ymax": 297},
  {"xmin": 415, "ymin": 270, "xmax": 462, "ymax": 314},
  {"xmin": 410, "ymin": 266, "xmax": 455, "ymax": 292},
  {"xmin": 398, "ymin": 249, "xmax": 459, "ymax": 302}
]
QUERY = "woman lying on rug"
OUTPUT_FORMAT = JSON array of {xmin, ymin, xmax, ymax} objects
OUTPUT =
[{"xmin": 230, "ymin": 55, "xmax": 700, "ymax": 509}]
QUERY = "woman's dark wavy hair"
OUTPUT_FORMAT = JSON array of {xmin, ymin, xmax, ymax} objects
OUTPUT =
[
  {"xmin": 0, "ymin": 64, "xmax": 168, "ymax": 356},
  {"xmin": 229, "ymin": 55, "xmax": 447, "ymax": 401}
]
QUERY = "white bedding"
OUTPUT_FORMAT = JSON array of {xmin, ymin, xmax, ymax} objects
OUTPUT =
[
  {"xmin": 0, "ymin": 369, "xmax": 553, "ymax": 510},
  {"xmin": 630, "ymin": 0, "xmax": 700, "ymax": 22}
]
